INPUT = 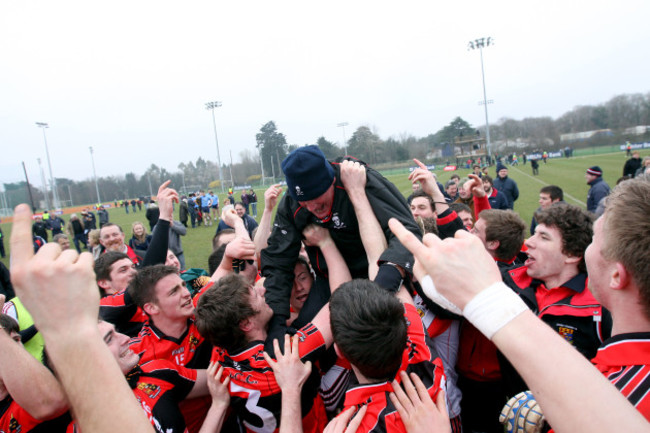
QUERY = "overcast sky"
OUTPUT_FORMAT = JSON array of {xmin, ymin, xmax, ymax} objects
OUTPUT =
[{"xmin": 1, "ymin": 0, "xmax": 648, "ymax": 188}]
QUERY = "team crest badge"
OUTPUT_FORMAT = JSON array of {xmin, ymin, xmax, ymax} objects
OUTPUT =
[
  {"xmin": 137, "ymin": 382, "xmax": 162, "ymax": 399},
  {"xmin": 558, "ymin": 326, "xmax": 575, "ymax": 344}
]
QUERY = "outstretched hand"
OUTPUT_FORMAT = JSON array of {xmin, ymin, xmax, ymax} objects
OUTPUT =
[
  {"xmin": 465, "ymin": 174, "xmax": 486, "ymax": 198},
  {"xmin": 264, "ymin": 184, "xmax": 283, "ymax": 212},
  {"xmin": 389, "ymin": 371, "xmax": 451, "ymax": 433},
  {"xmin": 388, "ymin": 217, "xmax": 501, "ymax": 311},
  {"xmin": 157, "ymin": 180, "xmax": 180, "ymax": 222},
  {"xmin": 263, "ymin": 334, "xmax": 312, "ymax": 393}
]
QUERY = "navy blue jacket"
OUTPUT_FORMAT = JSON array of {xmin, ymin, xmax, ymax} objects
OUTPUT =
[{"xmin": 493, "ymin": 176, "xmax": 519, "ymax": 209}]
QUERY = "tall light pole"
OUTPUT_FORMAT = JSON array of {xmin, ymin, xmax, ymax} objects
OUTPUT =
[
  {"xmin": 36, "ymin": 122, "xmax": 60, "ymax": 209},
  {"xmin": 337, "ymin": 122, "xmax": 349, "ymax": 156},
  {"xmin": 37, "ymin": 157, "xmax": 50, "ymax": 210},
  {"xmin": 89, "ymin": 146, "xmax": 102, "ymax": 204},
  {"xmin": 205, "ymin": 101, "xmax": 225, "ymax": 193},
  {"xmin": 468, "ymin": 37, "xmax": 494, "ymax": 159}
]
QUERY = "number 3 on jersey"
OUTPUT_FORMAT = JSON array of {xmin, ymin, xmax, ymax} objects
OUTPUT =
[{"xmin": 230, "ymin": 382, "xmax": 277, "ymax": 433}]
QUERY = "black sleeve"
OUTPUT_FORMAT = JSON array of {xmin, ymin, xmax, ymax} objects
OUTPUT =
[
  {"xmin": 142, "ymin": 219, "xmax": 170, "ymax": 267},
  {"xmin": 364, "ymin": 166, "xmax": 422, "ymax": 275},
  {"xmin": 0, "ymin": 262, "xmax": 15, "ymax": 301}
]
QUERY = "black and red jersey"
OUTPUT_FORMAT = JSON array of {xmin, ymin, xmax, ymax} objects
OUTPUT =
[
  {"xmin": 212, "ymin": 321, "xmax": 328, "ymax": 433},
  {"xmin": 0, "ymin": 396, "xmax": 70, "ymax": 433},
  {"xmin": 340, "ymin": 303, "xmax": 446, "ymax": 433},
  {"xmin": 99, "ymin": 289, "xmax": 147, "ymax": 338},
  {"xmin": 503, "ymin": 267, "xmax": 611, "ymax": 359},
  {"xmin": 127, "ymin": 360, "xmax": 197, "ymax": 433},
  {"xmin": 592, "ymin": 332, "xmax": 650, "ymax": 421},
  {"xmin": 130, "ymin": 319, "xmax": 212, "ymax": 369}
]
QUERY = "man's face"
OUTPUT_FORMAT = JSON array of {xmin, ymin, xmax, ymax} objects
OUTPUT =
[
  {"xmin": 235, "ymin": 204, "xmax": 245, "ymax": 218},
  {"xmin": 585, "ymin": 173, "xmax": 597, "ymax": 184},
  {"xmin": 410, "ymin": 197, "xmax": 435, "ymax": 219},
  {"xmin": 498, "ymin": 169, "xmax": 508, "ymax": 179},
  {"xmin": 585, "ymin": 217, "xmax": 614, "ymax": 303},
  {"xmin": 446, "ymin": 184, "xmax": 458, "ymax": 197},
  {"xmin": 483, "ymin": 181, "xmax": 492, "ymax": 194},
  {"xmin": 299, "ymin": 184, "xmax": 335, "ymax": 220},
  {"xmin": 100, "ymin": 225, "xmax": 126, "ymax": 252},
  {"xmin": 150, "ymin": 273, "xmax": 194, "ymax": 321},
  {"xmin": 57, "ymin": 237, "xmax": 70, "ymax": 250},
  {"xmin": 411, "ymin": 183, "xmax": 420, "ymax": 193},
  {"xmin": 291, "ymin": 263, "xmax": 313, "ymax": 312},
  {"xmin": 470, "ymin": 218, "xmax": 488, "ymax": 247},
  {"xmin": 101, "ymin": 258, "xmax": 137, "ymax": 295},
  {"xmin": 458, "ymin": 210, "xmax": 473, "ymax": 229},
  {"xmin": 458, "ymin": 185, "xmax": 471, "ymax": 199},
  {"xmin": 248, "ymin": 281, "xmax": 273, "ymax": 329},
  {"xmin": 538, "ymin": 193, "xmax": 555, "ymax": 209},
  {"xmin": 524, "ymin": 224, "xmax": 571, "ymax": 283},
  {"xmin": 99, "ymin": 321, "xmax": 140, "ymax": 374},
  {"xmin": 165, "ymin": 250, "xmax": 181, "ymax": 270}
]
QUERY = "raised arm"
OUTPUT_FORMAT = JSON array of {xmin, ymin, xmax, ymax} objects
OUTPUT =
[
  {"xmin": 0, "ymin": 296, "xmax": 67, "ymax": 420},
  {"xmin": 10, "ymin": 204, "xmax": 154, "ymax": 433},
  {"xmin": 254, "ymin": 184, "xmax": 283, "ymax": 254},
  {"xmin": 409, "ymin": 159, "xmax": 449, "ymax": 216},
  {"xmin": 340, "ymin": 160, "xmax": 387, "ymax": 279},
  {"xmin": 142, "ymin": 181, "xmax": 178, "ymax": 267}
]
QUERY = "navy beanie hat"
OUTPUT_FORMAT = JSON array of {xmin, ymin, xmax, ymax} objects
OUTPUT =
[
  {"xmin": 496, "ymin": 162, "xmax": 507, "ymax": 173},
  {"xmin": 586, "ymin": 166, "xmax": 603, "ymax": 176},
  {"xmin": 282, "ymin": 145, "xmax": 335, "ymax": 201}
]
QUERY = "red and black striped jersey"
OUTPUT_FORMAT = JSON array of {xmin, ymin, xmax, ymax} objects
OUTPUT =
[
  {"xmin": 341, "ymin": 303, "xmax": 446, "ymax": 433},
  {"xmin": 212, "ymin": 322, "xmax": 328, "ymax": 433},
  {"xmin": 592, "ymin": 332, "xmax": 650, "ymax": 421},
  {"xmin": 130, "ymin": 319, "xmax": 212, "ymax": 369},
  {"xmin": 127, "ymin": 360, "xmax": 197, "ymax": 433}
]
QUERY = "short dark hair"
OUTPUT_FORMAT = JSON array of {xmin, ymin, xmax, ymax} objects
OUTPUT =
[
  {"xmin": 482, "ymin": 175, "xmax": 494, "ymax": 187},
  {"xmin": 128, "ymin": 265, "xmax": 179, "ymax": 308},
  {"xmin": 480, "ymin": 210, "xmax": 526, "ymax": 261},
  {"xmin": 212, "ymin": 229, "xmax": 236, "ymax": 251},
  {"xmin": 208, "ymin": 244, "xmax": 227, "ymax": 275},
  {"xmin": 411, "ymin": 190, "xmax": 434, "ymax": 212},
  {"xmin": 449, "ymin": 202, "xmax": 471, "ymax": 215},
  {"xmin": 0, "ymin": 314, "xmax": 19, "ymax": 335},
  {"xmin": 94, "ymin": 252, "xmax": 130, "ymax": 282},
  {"xmin": 195, "ymin": 274, "xmax": 256, "ymax": 352},
  {"xmin": 540, "ymin": 185, "xmax": 563, "ymax": 202},
  {"xmin": 535, "ymin": 203, "xmax": 593, "ymax": 273},
  {"xmin": 330, "ymin": 280, "xmax": 407, "ymax": 382}
]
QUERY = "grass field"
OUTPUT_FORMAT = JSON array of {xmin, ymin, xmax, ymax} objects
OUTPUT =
[{"xmin": 0, "ymin": 148, "xmax": 645, "ymax": 272}]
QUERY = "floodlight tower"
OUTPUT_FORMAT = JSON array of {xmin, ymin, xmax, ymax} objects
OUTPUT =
[
  {"xmin": 205, "ymin": 101, "xmax": 225, "ymax": 193},
  {"xmin": 337, "ymin": 122, "xmax": 349, "ymax": 156},
  {"xmin": 467, "ymin": 37, "xmax": 494, "ymax": 159},
  {"xmin": 35, "ymin": 122, "xmax": 60, "ymax": 209}
]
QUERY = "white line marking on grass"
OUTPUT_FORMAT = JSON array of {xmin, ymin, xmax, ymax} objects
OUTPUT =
[{"xmin": 509, "ymin": 166, "xmax": 587, "ymax": 207}]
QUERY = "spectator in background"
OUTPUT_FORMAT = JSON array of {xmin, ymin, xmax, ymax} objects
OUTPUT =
[
  {"xmin": 531, "ymin": 158, "xmax": 540, "ymax": 175},
  {"xmin": 249, "ymin": 188, "xmax": 258, "ymax": 218},
  {"xmin": 46, "ymin": 213, "xmax": 65, "ymax": 236},
  {"xmin": 32, "ymin": 215, "xmax": 49, "ymax": 242},
  {"xmin": 635, "ymin": 156, "xmax": 650, "ymax": 178},
  {"xmin": 492, "ymin": 163, "xmax": 519, "ymax": 209},
  {"xmin": 128, "ymin": 222, "xmax": 152, "ymax": 255},
  {"xmin": 87, "ymin": 229, "xmax": 102, "ymax": 260},
  {"xmin": 530, "ymin": 185, "xmax": 563, "ymax": 235},
  {"xmin": 482, "ymin": 175, "xmax": 509, "ymax": 210},
  {"xmin": 586, "ymin": 166, "xmax": 611, "ymax": 214},
  {"xmin": 52, "ymin": 233, "xmax": 71, "ymax": 250},
  {"xmin": 216, "ymin": 202, "xmax": 258, "ymax": 240},
  {"xmin": 241, "ymin": 190, "xmax": 250, "ymax": 214},
  {"xmin": 145, "ymin": 200, "xmax": 160, "ymax": 231},
  {"xmin": 444, "ymin": 180, "xmax": 459, "ymax": 203},
  {"xmin": 179, "ymin": 196, "xmax": 189, "ymax": 227},
  {"xmin": 98, "ymin": 205, "xmax": 109, "ymax": 227},
  {"xmin": 168, "ymin": 219, "xmax": 187, "ymax": 270},
  {"xmin": 0, "ymin": 226, "xmax": 4, "ymax": 258},
  {"xmin": 623, "ymin": 151, "xmax": 642, "ymax": 178},
  {"xmin": 67, "ymin": 213, "xmax": 88, "ymax": 253}
]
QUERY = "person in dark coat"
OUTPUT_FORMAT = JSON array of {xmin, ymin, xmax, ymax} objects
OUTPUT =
[{"xmin": 492, "ymin": 163, "xmax": 519, "ymax": 209}]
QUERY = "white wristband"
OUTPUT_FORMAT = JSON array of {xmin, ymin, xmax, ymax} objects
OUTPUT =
[
  {"xmin": 420, "ymin": 275, "xmax": 462, "ymax": 315},
  {"xmin": 462, "ymin": 281, "xmax": 528, "ymax": 340}
]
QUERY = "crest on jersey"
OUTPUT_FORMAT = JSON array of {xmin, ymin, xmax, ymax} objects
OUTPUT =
[
  {"xmin": 295, "ymin": 186, "xmax": 304, "ymax": 196},
  {"xmin": 137, "ymin": 382, "xmax": 162, "ymax": 399}
]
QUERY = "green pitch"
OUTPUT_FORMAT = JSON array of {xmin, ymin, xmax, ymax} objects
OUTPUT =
[{"xmin": 0, "ymin": 148, "xmax": 645, "ymax": 271}]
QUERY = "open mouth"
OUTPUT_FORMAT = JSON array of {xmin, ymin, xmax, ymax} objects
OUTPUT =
[{"xmin": 525, "ymin": 254, "xmax": 535, "ymax": 267}]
